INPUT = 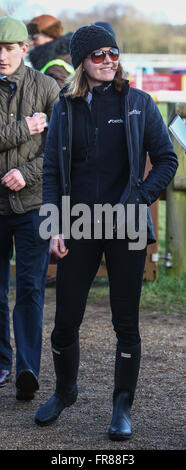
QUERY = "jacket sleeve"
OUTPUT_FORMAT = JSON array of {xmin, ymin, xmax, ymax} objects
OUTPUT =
[
  {"xmin": 139, "ymin": 95, "xmax": 178, "ymax": 206},
  {"xmin": 18, "ymin": 153, "xmax": 44, "ymax": 187},
  {"xmin": 17, "ymin": 79, "xmax": 60, "ymax": 187},
  {"xmin": 42, "ymin": 104, "xmax": 61, "ymax": 208},
  {"xmin": 44, "ymin": 78, "xmax": 60, "ymax": 118},
  {"xmin": 0, "ymin": 118, "xmax": 31, "ymax": 151}
]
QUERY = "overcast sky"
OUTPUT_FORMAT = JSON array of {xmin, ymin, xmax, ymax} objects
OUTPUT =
[{"xmin": 1, "ymin": 0, "xmax": 186, "ymax": 24}]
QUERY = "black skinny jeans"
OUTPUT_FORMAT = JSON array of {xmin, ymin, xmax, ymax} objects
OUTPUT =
[{"xmin": 51, "ymin": 236, "xmax": 146, "ymax": 350}]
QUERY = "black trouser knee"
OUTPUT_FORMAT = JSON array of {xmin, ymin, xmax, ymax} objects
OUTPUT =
[{"xmin": 52, "ymin": 238, "xmax": 146, "ymax": 350}]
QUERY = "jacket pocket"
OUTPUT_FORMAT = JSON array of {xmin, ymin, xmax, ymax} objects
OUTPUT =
[{"xmin": 125, "ymin": 184, "xmax": 156, "ymax": 245}]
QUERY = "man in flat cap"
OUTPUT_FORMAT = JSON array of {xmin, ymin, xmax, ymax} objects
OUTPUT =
[{"xmin": 0, "ymin": 16, "xmax": 60, "ymax": 400}]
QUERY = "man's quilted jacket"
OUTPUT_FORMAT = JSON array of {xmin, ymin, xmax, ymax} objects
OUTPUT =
[{"xmin": 0, "ymin": 59, "xmax": 59, "ymax": 214}]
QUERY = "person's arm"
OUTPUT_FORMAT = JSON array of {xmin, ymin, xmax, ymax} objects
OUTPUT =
[
  {"xmin": 42, "ymin": 102, "xmax": 69, "ymax": 258},
  {"xmin": 139, "ymin": 95, "xmax": 178, "ymax": 206},
  {"xmin": 1, "ymin": 113, "xmax": 47, "ymax": 190},
  {"xmin": 42, "ymin": 103, "xmax": 61, "ymax": 207},
  {"xmin": 13, "ymin": 79, "xmax": 60, "ymax": 189},
  {"xmin": 0, "ymin": 117, "xmax": 30, "ymax": 152}
]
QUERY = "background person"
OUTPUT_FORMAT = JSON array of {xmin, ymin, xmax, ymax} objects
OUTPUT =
[
  {"xmin": 35, "ymin": 25, "xmax": 178, "ymax": 439},
  {"xmin": 94, "ymin": 20, "xmax": 116, "ymax": 37},
  {"xmin": 0, "ymin": 16, "xmax": 60, "ymax": 399},
  {"xmin": 27, "ymin": 14, "xmax": 74, "ymax": 88},
  {"xmin": 27, "ymin": 15, "xmax": 74, "ymax": 283}
]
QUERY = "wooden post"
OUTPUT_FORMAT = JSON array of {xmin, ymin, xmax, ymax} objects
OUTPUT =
[
  {"xmin": 143, "ymin": 156, "xmax": 159, "ymax": 281},
  {"xmin": 166, "ymin": 103, "xmax": 186, "ymax": 277}
]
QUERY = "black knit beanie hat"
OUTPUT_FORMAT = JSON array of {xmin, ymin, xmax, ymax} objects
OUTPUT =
[{"xmin": 70, "ymin": 24, "xmax": 119, "ymax": 69}]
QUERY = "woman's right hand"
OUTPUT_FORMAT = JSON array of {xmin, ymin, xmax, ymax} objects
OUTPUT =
[{"xmin": 49, "ymin": 235, "xmax": 69, "ymax": 259}]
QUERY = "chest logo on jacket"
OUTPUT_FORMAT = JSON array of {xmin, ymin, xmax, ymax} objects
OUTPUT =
[
  {"xmin": 128, "ymin": 109, "xmax": 141, "ymax": 116},
  {"xmin": 108, "ymin": 119, "xmax": 124, "ymax": 124}
]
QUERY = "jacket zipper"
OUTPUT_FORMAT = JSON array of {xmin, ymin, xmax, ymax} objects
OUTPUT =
[
  {"xmin": 113, "ymin": 91, "xmax": 133, "ymax": 232},
  {"xmin": 7, "ymin": 85, "xmax": 14, "ymax": 174},
  {"xmin": 95, "ymin": 127, "xmax": 99, "ymax": 201},
  {"xmin": 93, "ymin": 92, "xmax": 100, "ymax": 203},
  {"xmin": 126, "ymin": 93, "xmax": 134, "ymax": 202},
  {"xmin": 65, "ymin": 96, "xmax": 72, "ymax": 195},
  {"xmin": 84, "ymin": 96, "xmax": 100, "ymax": 201}
]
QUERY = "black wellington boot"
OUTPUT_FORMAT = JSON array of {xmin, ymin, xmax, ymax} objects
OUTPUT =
[
  {"xmin": 35, "ymin": 339, "xmax": 79, "ymax": 426},
  {"xmin": 108, "ymin": 341, "xmax": 141, "ymax": 440}
]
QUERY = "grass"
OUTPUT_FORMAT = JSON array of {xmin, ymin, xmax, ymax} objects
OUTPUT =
[
  {"xmin": 88, "ymin": 200, "xmax": 186, "ymax": 314},
  {"xmin": 9, "ymin": 202, "xmax": 186, "ymax": 314},
  {"xmin": 140, "ymin": 200, "xmax": 186, "ymax": 314},
  {"xmin": 140, "ymin": 269, "xmax": 186, "ymax": 314}
]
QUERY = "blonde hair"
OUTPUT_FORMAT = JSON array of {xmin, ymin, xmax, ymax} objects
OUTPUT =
[{"xmin": 64, "ymin": 62, "xmax": 125, "ymax": 99}]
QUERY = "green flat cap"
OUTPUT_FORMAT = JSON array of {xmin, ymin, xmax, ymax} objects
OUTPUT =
[{"xmin": 0, "ymin": 16, "xmax": 28, "ymax": 43}]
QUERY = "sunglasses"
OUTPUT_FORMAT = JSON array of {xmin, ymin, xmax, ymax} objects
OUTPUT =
[
  {"xmin": 29, "ymin": 34, "xmax": 40, "ymax": 40},
  {"xmin": 89, "ymin": 48, "xmax": 119, "ymax": 64},
  {"xmin": 29, "ymin": 33, "xmax": 48, "ymax": 41}
]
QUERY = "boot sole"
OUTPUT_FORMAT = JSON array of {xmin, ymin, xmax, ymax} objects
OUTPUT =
[
  {"xmin": 35, "ymin": 413, "xmax": 61, "ymax": 427},
  {"xmin": 35, "ymin": 395, "xmax": 77, "ymax": 427},
  {"xmin": 108, "ymin": 431, "xmax": 132, "ymax": 441}
]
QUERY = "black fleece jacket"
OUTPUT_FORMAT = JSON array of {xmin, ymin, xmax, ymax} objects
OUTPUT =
[{"xmin": 70, "ymin": 82, "xmax": 129, "ymax": 208}]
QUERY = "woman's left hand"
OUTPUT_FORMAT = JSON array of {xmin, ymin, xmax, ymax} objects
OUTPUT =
[{"xmin": 50, "ymin": 234, "xmax": 69, "ymax": 259}]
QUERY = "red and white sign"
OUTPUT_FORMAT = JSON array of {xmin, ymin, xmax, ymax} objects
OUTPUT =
[{"xmin": 129, "ymin": 73, "xmax": 182, "ymax": 91}]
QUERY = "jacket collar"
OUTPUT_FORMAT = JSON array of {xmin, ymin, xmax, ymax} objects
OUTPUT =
[
  {"xmin": 59, "ymin": 79, "xmax": 130, "ymax": 102},
  {"xmin": 86, "ymin": 80, "xmax": 130, "ymax": 96},
  {"xmin": 5, "ymin": 59, "xmax": 26, "ymax": 86},
  {"xmin": 92, "ymin": 81, "xmax": 113, "ymax": 95}
]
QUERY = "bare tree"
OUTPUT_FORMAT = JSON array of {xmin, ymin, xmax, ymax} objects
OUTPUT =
[
  {"xmin": 58, "ymin": 2, "xmax": 186, "ymax": 54},
  {"xmin": 0, "ymin": 0, "xmax": 24, "ymax": 16}
]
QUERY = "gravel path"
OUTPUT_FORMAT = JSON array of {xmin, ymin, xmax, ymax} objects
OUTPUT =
[{"xmin": 0, "ymin": 288, "xmax": 185, "ymax": 451}]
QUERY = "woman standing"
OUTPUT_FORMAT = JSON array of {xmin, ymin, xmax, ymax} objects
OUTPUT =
[{"xmin": 35, "ymin": 25, "xmax": 178, "ymax": 439}]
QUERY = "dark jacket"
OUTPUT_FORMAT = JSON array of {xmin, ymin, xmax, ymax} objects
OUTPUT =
[
  {"xmin": 0, "ymin": 60, "xmax": 60, "ymax": 215},
  {"xmin": 29, "ymin": 34, "xmax": 73, "ymax": 88},
  {"xmin": 43, "ymin": 81, "xmax": 178, "ymax": 244},
  {"xmin": 70, "ymin": 82, "xmax": 129, "ymax": 208}
]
